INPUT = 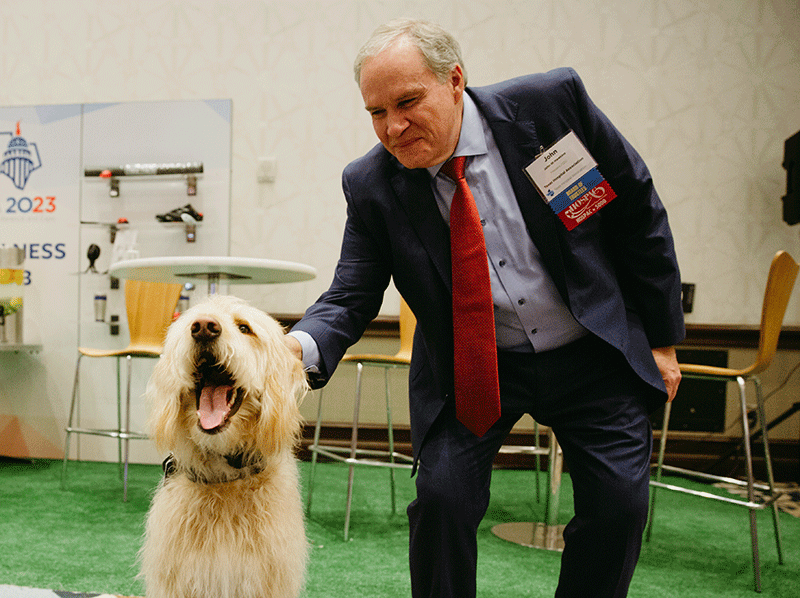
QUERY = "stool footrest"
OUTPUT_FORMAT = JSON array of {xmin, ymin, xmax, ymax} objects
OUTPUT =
[
  {"xmin": 648, "ymin": 480, "xmax": 780, "ymax": 509},
  {"xmin": 657, "ymin": 464, "xmax": 779, "ymax": 494},
  {"xmin": 311, "ymin": 444, "xmax": 414, "ymax": 469},
  {"xmin": 498, "ymin": 445, "xmax": 552, "ymax": 457},
  {"xmin": 65, "ymin": 426, "xmax": 148, "ymax": 441}
]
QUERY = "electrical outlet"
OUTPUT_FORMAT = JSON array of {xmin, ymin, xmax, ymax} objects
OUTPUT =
[
  {"xmin": 257, "ymin": 157, "xmax": 277, "ymax": 183},
  {"xmin": 681, "ymin": 283, "xmax": 695, "ymax": 314}
]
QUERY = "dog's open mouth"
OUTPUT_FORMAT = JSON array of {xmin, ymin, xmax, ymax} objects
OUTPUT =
[{"xmin": 194, "ymin": 353, "xmax": 244, "ymax": 434}]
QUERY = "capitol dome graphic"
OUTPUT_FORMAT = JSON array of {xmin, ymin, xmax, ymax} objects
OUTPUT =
[{"xmin": 1, "ymin": 122, "xmax": 42, "ymax": 190}]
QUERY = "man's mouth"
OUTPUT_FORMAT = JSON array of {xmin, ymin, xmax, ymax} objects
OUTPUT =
[{"xmin": 395, "ymin": 136, "xmax": 422, "ymax": 150}]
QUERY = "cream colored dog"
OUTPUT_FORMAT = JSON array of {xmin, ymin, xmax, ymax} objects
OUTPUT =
[{"xmin": 140, "ymin": 295, "xmax": 308, "ymax": 598}]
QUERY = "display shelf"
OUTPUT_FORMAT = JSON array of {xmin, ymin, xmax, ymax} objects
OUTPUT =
[{"xmin": 0, "ymin": 343, "xmax": 42, "ymax": 354}]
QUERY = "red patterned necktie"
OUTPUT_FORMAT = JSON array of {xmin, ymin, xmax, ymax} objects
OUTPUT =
[{"xmin": 441, "ymin": 156, "xmax": 501, "ymax": 437}]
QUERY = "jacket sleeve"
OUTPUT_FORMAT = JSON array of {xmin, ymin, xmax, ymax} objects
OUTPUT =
[{"xmin": 290, "ymin": 166, "xmax": 392, "ymax": 387}]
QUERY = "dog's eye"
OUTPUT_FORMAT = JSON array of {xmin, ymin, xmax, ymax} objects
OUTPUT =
[{"xmin": 237, "ymin": 322, "xmax": 253, "ymax": 335}]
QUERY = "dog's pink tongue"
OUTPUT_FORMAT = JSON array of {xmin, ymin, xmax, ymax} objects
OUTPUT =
[{"xmin": 198, "ymin": 385, "xmax": 232, "ymax": 430}]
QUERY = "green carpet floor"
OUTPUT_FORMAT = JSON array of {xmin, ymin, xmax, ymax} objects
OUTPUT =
[{"xmin": 1, "ymin": 458, "xmax": 797, "ymax": 597}]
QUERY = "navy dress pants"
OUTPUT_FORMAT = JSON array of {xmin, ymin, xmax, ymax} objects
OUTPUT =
[{"xmin": 408, "ymin": 334, "xmax": 660, "ymax": 598}]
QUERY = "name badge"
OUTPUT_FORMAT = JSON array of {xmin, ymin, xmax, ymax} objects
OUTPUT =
[{"xmin": 524, "ymin": 131, "xmax": 616, "ymax": 230}]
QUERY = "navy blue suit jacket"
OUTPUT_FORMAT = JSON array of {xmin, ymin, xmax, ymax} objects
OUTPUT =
[{"xmin": 293, "ymin": 68, "xmax": 685, "ymax": 457}]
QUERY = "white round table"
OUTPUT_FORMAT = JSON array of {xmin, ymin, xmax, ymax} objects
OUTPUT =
[{"xmin": 109, "ymin": 256, "xmax": 316, "ymax": 293}]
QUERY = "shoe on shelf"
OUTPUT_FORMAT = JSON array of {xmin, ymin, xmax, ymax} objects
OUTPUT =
[{"xmin": 156, "ymin": 203, "xmax": 204, "ymax": 223}]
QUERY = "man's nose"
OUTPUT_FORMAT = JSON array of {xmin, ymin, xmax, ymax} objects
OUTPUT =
[{"xmin": 386, "ymin": 111, "xmax": 409, "ymax": 138}]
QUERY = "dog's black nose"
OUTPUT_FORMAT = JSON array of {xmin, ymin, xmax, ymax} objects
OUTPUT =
[{"xmin": 191, "ymin": 317, "xmax": 221, "ymax": 341}]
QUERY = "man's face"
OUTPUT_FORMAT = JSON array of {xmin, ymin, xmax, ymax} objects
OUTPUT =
[{"xmin": 360, "ymin": 38, "xmax": 465, "ymax": 170}]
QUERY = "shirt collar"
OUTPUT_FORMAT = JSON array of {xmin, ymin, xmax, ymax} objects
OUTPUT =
[{"xmin": 427, "ymin": 92, "xmax": 487, "ymax": 178}]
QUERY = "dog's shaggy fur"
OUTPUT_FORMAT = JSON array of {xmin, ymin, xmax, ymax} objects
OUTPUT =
[{"xmin": 140, "ymin": 295, "xmax": 308, "ymax": 598}]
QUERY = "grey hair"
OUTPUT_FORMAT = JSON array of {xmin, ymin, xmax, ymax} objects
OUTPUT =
[{"xmin": 354, "ymin": 18, "xmax": 467, "ymax": 85}]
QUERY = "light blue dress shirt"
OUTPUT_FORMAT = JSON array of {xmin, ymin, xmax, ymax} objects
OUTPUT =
[{"xmin": 427, "ymin": 93, "xmax": 586, "ymax": 352}]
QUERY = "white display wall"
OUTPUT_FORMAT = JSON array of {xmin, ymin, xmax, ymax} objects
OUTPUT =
[{"xmin": 0, "ymin": 99, "xmax": 231, "ymax": 464}]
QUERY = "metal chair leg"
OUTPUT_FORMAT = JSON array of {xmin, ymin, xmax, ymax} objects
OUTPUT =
[
  {"xmin": 122, "ymin": 355, "xmax": 132, "ymax": 503},
  {"xmin": 385, "ymin": 367, "xmax": 397, "ymax": 514},
  {"xmin": 306, "ymin": 389, "xmax": 325, "ymax": 515},
  {"xmin": 344, "ymin": 362, "xmax": 364, "ymax": 541},
  {"xmin": 737, "ymin": 376, "xmax": 761, "ymax": 593},
  {"xmin": 533, "ymin": 421, "xmax": 541, "ymax": 502},
  {"xmin": 647, "ymin": 373, "xmax": 784, "ymax": 592},
  {"xmin": 116, "ymin": 357, "xmax": 123, "ymax": 480},
  {"xmin": 544, "ymin": 430, "xmax": 562, "ymax": 527},
  {"xmin": 60, "ymin": 351, "xmax": 151, "ymax": 501},
  {"xmin": 753, "ymin": 378, "xmax": 784, "ymax": 565},
  {"xmin": 646, "ymin": 400, "xmax": 672, "ymax": 542},
  {"xmin": 305, "ymin": 359, "xmax": 413, "ymax": 540},
  {"xmin": 61, "ymin": 353, "xmax": 84, "ymax": 488}
]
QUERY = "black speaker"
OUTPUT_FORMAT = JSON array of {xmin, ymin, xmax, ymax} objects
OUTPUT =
[{"xmin": 782, "ymin": 130, "xmax": 800, "ymax": 225}]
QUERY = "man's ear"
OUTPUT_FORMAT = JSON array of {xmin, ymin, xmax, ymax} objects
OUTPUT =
[{"xmin": 450, "ymin": 64, "xmax": 466, "ymax": 101}]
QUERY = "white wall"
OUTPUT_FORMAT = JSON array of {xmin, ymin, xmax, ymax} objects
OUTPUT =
[{"xmin": 1, "ymin": 0, "xmax": 799, "ymax": 463}]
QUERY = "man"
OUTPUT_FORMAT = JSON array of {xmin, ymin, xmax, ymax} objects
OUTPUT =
[{"xmin": 285, "ymin": 18, "xmax": 683, "ymax": 598}]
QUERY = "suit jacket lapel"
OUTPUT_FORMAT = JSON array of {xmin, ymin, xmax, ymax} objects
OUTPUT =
[{"xmin": 390, "ymin": 165, "xmax": 453, "ymax": 290}]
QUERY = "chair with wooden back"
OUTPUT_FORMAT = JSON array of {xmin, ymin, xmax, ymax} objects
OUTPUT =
[
  {"xmin": 647, "ymin": 250, "xmax": 798, "ymax": 592},
  {"xmin": 61, "ymin": 279, "xmax": 182, "ymax": 501},
  {"xmin": 306, "ymin": 298, "xmax": 416, "ymax": 540}
]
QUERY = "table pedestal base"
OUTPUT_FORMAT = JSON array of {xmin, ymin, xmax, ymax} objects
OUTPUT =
[{"xmin": 491, "ymin": 521, "xmax": 566, "ymax": 552}]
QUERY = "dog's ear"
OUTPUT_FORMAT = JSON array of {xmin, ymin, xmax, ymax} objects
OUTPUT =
[
  {"xmin": 146, "ymin": 320, "xmax": 195, "ymax": 454},
  {"xmin": 146, "ymin": 352, "xmax": 182, "ymax": 453},
  {"xmin": 255, "ymin": 333, "xmax": 308, "ymax": 454}
]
